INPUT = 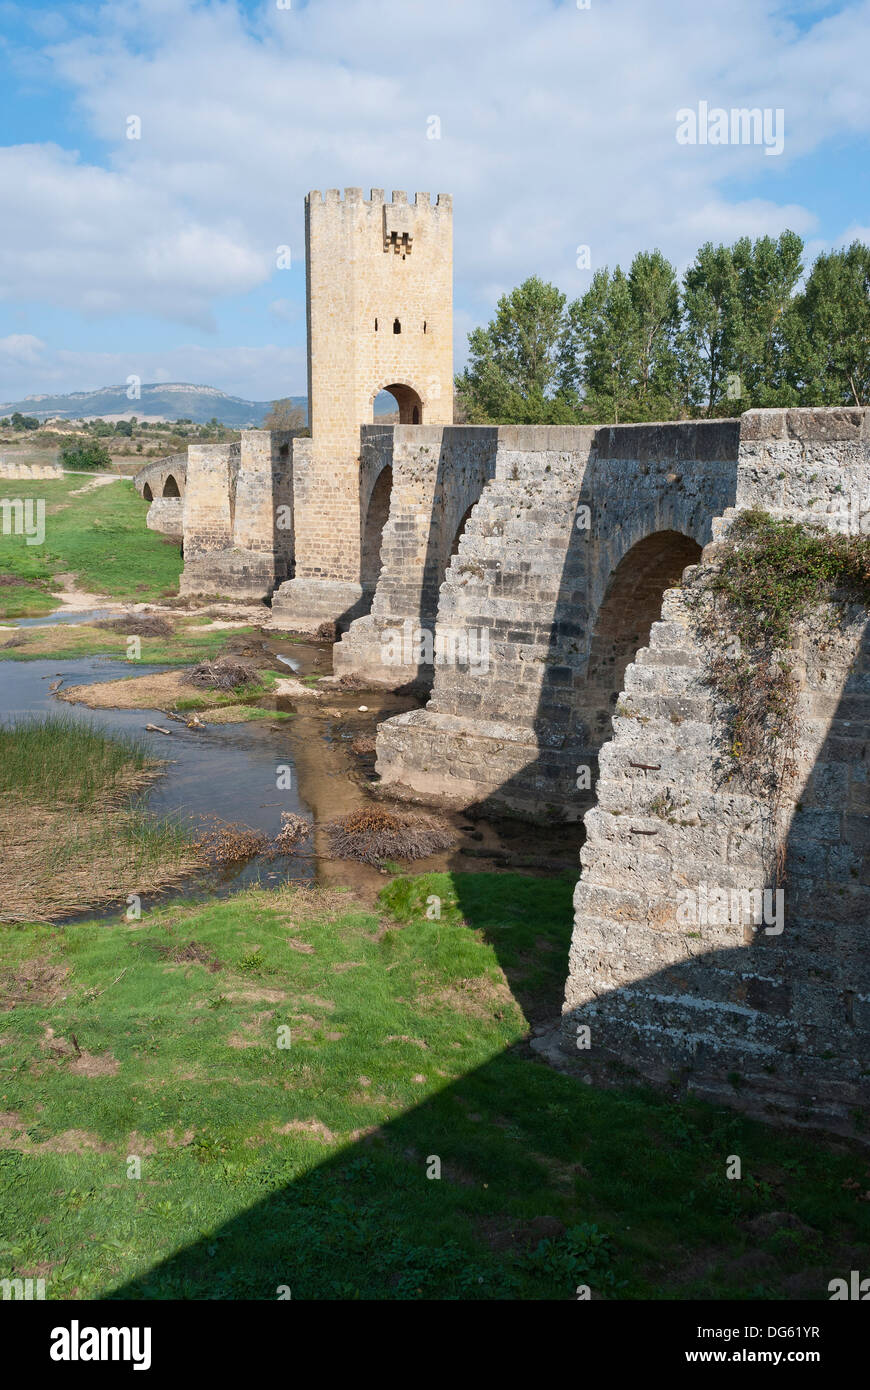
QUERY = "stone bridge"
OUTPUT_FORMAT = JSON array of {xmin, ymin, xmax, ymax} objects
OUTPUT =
[
  {"xmin": 134, "ymin": 455, "xmax": 187, "ymax": 540},
  {"xmin": 347, "ymin": 416, "xmax": 740, "ymax": 819},
  {"xmin": 134, "ymin": 179, "xmax": 870, "ymax": 1132},
  {"xmin": 359, "ymin": 405, "xmax": 868, "ymax": 1134}
]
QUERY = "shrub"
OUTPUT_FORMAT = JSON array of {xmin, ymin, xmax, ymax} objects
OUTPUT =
[{"xmin": 59, "ymin": 437, "xmax": 112, "ymax": 470}]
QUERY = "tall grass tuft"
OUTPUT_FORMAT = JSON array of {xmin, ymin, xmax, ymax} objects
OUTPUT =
[
  {"xmin": 0, "ymin": 713, "xmax": 153, "ymax": 808},
  {"xmin": 0, "ymin": 714, "xmax": 203, "ymax": 921}
]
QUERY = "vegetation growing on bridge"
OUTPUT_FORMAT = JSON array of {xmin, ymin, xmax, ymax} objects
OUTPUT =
[{"xmin": 685, "ymin": 509, "xmax": 870, "ymax": 803}]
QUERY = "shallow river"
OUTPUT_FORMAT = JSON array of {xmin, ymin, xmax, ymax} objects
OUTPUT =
[{"xmin": 1, "ymin": 629, "xmax": 580, "ymax": 916}]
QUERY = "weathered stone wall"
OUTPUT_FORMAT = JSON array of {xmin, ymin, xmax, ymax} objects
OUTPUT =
[
  {"xmin": 561, "ymin": 407, "xmax": 870, "ymax": 1136},
  {"xmin": 375, "ymin": 420, "xmax": 740, "ymax": 817},
  {"xmin": 0, "ymin": 460, "xmax": 63, "ymax": 480},
  {"xmin": 333, "ymin": 424, "xmax": 501, "ymax": 681},
  {"xmin": 145, "ymin": 496, "xmax": 183, "ymax": 538},
  {"xmin": 179, "ymin": 431, "xmax": 294, "ymax": 600},
  {"xmin": 305, "ymin": 189, "xmax": 453, "ymax": 460}
]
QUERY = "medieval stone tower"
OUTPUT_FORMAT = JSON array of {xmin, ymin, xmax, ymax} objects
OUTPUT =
[
  {"xmin": 307, "ymin": 188, "xmax": 453, "ymax": 451},
  {"xmin": 271, "ymin": 187, "xmax": 454, "ymax": 630}
]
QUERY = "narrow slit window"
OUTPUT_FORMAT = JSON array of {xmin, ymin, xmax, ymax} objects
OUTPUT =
[{"xmin": 393, "ymin": 317, "xmax": 401, "ymax": 334}]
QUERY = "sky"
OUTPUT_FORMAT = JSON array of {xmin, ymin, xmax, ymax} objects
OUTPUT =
[{"xmin": 0, "ymin": 0, "xmax": 868, "ymax": 403}]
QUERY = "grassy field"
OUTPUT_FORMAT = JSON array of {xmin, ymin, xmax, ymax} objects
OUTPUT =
[
  {"xmin": 0, "ymin": 618, "xmax": 255, "ymax": 665},
  {"xmin": 0, "ymin": 476, "xmax": 182, "ymax": 617},
  {"xmin": 1, "ymin": 870, "xmax": 867, "ymax": 1300},
  {"xmin": 0, "ymin": 715, "xmax": 201, "ymax": 923}
]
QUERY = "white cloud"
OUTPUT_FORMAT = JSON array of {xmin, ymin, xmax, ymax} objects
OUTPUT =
[
  {"xmin": 0, "ymin": 333, "xmax": 46, "ymax": 365},
  {"xmin": 0, "ymin": 0, "xmax": 867, "ymax": 392},
  {"xmin": 0, "ymin": 144, "xmax": 266, "ymax": 327}
]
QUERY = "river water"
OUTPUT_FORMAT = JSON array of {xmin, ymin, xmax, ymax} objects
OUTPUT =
[{"xmin": 0, "ymin": 628, "xmax": 581, "ymax": 917}]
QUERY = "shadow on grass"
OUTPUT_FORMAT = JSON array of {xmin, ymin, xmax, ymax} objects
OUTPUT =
[{"xmin": 105, "ymin": 872, "xmax": 866, "ymax": 1302}]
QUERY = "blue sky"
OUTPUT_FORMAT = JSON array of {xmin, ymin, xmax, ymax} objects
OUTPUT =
[{"xmin": 0, "ymin": 0, "xmax": 868, "ymax": 403}]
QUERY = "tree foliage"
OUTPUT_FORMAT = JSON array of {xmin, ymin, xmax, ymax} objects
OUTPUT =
[
  {"xmin": 59, "ymin": 437, "xmax": 113, "ymax": 470},
  {"xmin": 264, "ymin": 398, "xmax": 308, "ymax": 432},
  {"xmin": 456, "ymin": 233, "xmax": 870, "ymax": 425}
]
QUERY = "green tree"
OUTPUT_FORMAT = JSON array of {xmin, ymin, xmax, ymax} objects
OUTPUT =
[
  {"xmin": 566, "ymin": 267, "xmax": 636, "ymax": 423},
  {"xmin": 263, "ymin": 398, "xmax": 307, "ymax": 432},
  {"xmin": 793, "ymin": 242, "xmax": 870, "ymax": 406},
  {"xmin": 455, "ymin": 276, "xmax": 579, "ymax": 423},
  {"xmin": 567, "ymin": 251, "xmax": 681, "ymax": 422},
  {"xmin": 730, "ymin": 231, "xmax": 804, "ymax": 407},
  {"xmin": 680, "ymin": 242, "xmax": 742, "ymax": 415}
]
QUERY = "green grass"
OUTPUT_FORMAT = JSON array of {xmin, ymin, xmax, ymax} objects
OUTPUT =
[
  {"xmin": 0, "ymin": 620, "xmax": 256, "ymax": 665},
  {"xmin": 0, "ymin": 714, "xmax": 152, "ymax": 806},
  {"xmin": 0, "ymin": 715, "xmax": 202, "ymax": 923},
  {"xmin": 0, "ymin": 583, "xmax": 58, "ymax": 620},
  {"xmin": 1, "ymin": 871, "xmax": 866, "ymax": 1300},
  {"xmin": 0, "ymin": 476, "xmax": 182, "ymax": 615}
]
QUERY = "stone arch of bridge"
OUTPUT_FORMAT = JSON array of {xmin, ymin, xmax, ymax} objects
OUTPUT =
[
  {"xmin": 162, "ymin": 474, "xmax": 181, "ymax": 498},
  {"xmin": 586, "ymin": 498, "xmax": 713, "ymax": 624},
  {"xmin": 449, "ymin": 503, "xmax": 476, "ymax": 559},
  {"xmin": 581, "ymin": 527, "xmax": 703, "ymax": 757},
  {"xmin": 360, "ymin": 464, "xmax": 393, "ymax": 592}
]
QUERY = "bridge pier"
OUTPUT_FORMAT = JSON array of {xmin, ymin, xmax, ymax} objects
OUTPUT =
[
  {"xmin": 560, "ymin": 407, "xmax": 870, "ymax": 1133},
  {"xmin": 178, "ymin": 430, "xmax": 295, "ymax": 602}
]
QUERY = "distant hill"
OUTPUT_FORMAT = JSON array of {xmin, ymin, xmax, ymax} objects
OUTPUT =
[
  {"xmin": 0, "ymin": 382, "xmax": 401, "ymax": 426},
  {"xmin": 0, "ymin": 383, "xmax": 294, "ymax": 427}
]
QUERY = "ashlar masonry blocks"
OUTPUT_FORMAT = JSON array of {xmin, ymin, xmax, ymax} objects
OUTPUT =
[{"xmin": 270, "ymin": 189, "xmax": 454, "ymax": 631}]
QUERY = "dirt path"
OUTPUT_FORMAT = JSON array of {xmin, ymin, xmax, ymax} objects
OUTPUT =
[
  {"xmin": 48, "ymin": 573, "xmax": 122, "ymax": 612},
  {"xmin": 66, "ymin": 475, "xmax": 125, "ymax": 496}
]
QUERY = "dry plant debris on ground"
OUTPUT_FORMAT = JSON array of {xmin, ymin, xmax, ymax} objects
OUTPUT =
[{"xmin": 326, "ymin": 806, "xmax": 457, "ymax": 865}]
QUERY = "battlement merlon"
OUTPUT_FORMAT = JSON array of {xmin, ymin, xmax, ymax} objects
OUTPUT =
[
  {"xmin": 306, "ymin": 189, "xmax": 452, "ymax": 210},
  {"xmin": 305, "ymin": 189, "xmax": 452, "ymax": 260}
]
